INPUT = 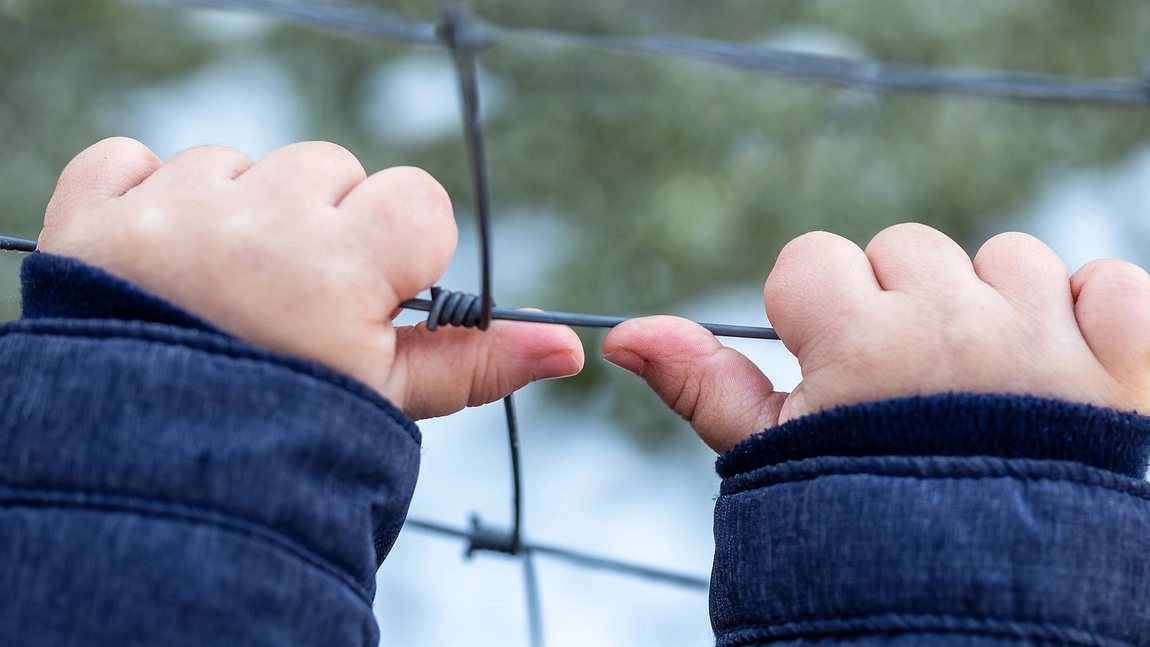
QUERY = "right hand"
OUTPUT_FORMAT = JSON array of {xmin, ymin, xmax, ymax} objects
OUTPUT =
[{"xmin": 603, "ymin": 223, "xmax": 1150, "ymax": 452}]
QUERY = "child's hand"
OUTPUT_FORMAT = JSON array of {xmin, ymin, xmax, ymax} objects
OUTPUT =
[
  {"xmin": 603, "ymin": 223, "xmax": 1150, "ymax": 452},
  {"xmin": 38, "ymin": 138, "xmax": 583, "ymax": 419}
]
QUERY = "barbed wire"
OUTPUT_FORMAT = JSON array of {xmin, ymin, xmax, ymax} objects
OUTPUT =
[{"xmin": 6, "ymin": 1, "xmax": 1150, "ymax": 645}]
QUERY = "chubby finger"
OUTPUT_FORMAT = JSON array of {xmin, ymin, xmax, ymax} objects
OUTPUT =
[
  {"xmin": 44, "ymin": 137, "xmax": 162, "ymax": 234},
  {"xmin": 242, "ymin": 141, "xmax": 366, "ymax": 205},
  {"xmin": 158, "ymin": 144, "xmax": 254, "ymax": 183},
  {"xmin": 973, "ymin": 231, "xmax": 1070, "ymax": 311},
  {"xmin": 765, "ymin": 231, "xmax": 879, "ymax": 360},
  {"xmin": 390, "ymin": 320, "xmax": 584, "ymax": 420},
  {"xmin": 1070, "ymin": 259, "xmax": 1150, "ymax": 387},
  {"xmin": 603, "ymin": 316, "xmax": 784, "ymax": 453},
  {"xmin": 865, "ymin": 222, "xmax": 976, "ymax": 294},
  {"xmin": 338, "ymin": 166, "xmax": 458, "ymax": 304}
]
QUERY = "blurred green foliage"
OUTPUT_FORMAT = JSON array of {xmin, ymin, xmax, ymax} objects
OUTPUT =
[{"xmin": 2, "ymin": 0, "xmax": 1149, "ymax": 442}]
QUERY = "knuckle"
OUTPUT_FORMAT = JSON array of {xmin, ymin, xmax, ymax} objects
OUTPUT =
[
  {"xmin": 775, "ymin": 230, "xmax": 840, "ymax": 264},
  {"xmin": 188, "ymin": 144, "xmax": 243, "ymax": 156},
  {"xmin": 768, "ymin": 231, "xmax": 844, "ymax": 295},
  {"xmin": 278, "ymin": 142, "xmax": 366, "ymax": 180},
  {"xmin": 1101, "ymin": 259, "xmax": 1150, "ymax": 284},
  {"xmin": 390, "ymin": 166, "xmax": 453, "ymax": 213},
  {"xmin": 976, "ymin": 231, "xmax": 1053, "ymax": 262},
  {"xmin": 85, "ymin": 136, "xmax": 152, "ymax": 160},
  {"xmin": 866, "ymin": 222, "xmax": 943, "ymax": 258},
  {"xmin": 1082, "ymin": 259, "xmax": 1150, "ymax": 301},
  {"xmin": 288, "ymin": 140, "xmax": 356, "ymax": 161},
  {"xmin": 169, "ymin": 144, "xmax": 251, "ymax": 167}
]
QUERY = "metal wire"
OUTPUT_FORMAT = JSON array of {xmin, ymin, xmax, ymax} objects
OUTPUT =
[
  {"xmin": 521, "ymin": 551, "xmax": 545, "ymax": 647},
  {"xmin": 404, "ymin": 518, "xmax": 708, "ymax": 590},
  {"xmin": 438, "ymin": 1, "xmax": 497, "ymax": 330},
  {"xmin": 502, "ymin": 394, "xmax": 544, "ymax": 645},
  {"xmin": 503, "ymin": 395, "xmax": 525, "ymax": 554},
  {"xmin": 140, "ymin": 0, "xmax": 1150, "ymax": 109},
  {"xmin": 439, "ymin": 4, "xmax": 538, "ymax": 643},
  {"xmin": 405, "ymin": 293, "xmax": 779, "ymax": 340},
  {"xmin": 143, "ymin": 0, "xmax": 439, "ymax": 44},
  {"xmin": 520, "ymin": 30, "xmax": 1150, "ymax": 108},
  {"xmin": 1, "ymin": 236, "xmax": 37, "ymax": 253}
]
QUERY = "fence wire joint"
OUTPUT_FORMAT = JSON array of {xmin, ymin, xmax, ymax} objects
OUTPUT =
[
  {"xmin": 465, "ymin": 514, "xmax": 522, "ymax": 558},
  {"xmin": 436, "ymin": 3, "xmax": 500, "ymax": 55}
]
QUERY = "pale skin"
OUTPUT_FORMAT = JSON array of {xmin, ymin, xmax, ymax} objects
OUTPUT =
[
  {"xmin": 40, "ymin": 138, "xmax": 1150, "ymax": 452},
  {"xmin": 40, "ymin": 137, "xmax": 585, "ymax": 420}
]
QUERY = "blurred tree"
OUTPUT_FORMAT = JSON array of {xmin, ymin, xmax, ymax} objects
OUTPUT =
[
  {"xmin": 2, "ymin": 0, "xmax": 1149, "ymax": 443},
  {"xmin": 0, "ymin": 0, "xmax": 216, "ymax": 318}
]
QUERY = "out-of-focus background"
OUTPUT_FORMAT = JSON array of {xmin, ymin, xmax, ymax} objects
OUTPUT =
[{"xmin": 2, "ymin": 1, "xmax": 1150, "ymax": 645}]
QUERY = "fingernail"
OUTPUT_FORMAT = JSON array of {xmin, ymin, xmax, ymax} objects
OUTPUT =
[
  {"xmin": 534, "ymin": 351, "xmax": 579, "ymax": 381},
  {"xmin": 604, "ymin": 349, "xmax": 644, "ymax": 376}
]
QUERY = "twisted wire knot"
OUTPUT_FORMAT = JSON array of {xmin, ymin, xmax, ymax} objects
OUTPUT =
[
  {"xmin": 426, "ymin": 287, "xmax": 494, "ymax": 331},
  {"xmin": 466, "ymin": 514, "xmax": 521, "ymax": 557}
]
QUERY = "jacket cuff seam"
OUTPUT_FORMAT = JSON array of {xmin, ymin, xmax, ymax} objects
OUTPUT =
[
  {"xmin": 0, "ymin": 482, "xmax": 374, "ymax": 606},
  {"xmin": 719, "ymin": 455, "xmax": 1150, "ymax": 501},
  {"xmin": 715, "ymin": 612, "xmax": 1134, "ymax": 647},
  {"xmin": 0, "ymin": 319, "xmax": 419, "ymax": 445},
  {"xmin": 716, "ymin": 393, "xmax": 1150, "ymax": 480}
]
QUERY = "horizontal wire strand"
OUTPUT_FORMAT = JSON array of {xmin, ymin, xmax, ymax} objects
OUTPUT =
[
  {"xmin": 404, "ymin": 517, "xmax": 709, "ymax": 591},
  {"xmin": 518, "ymin": 29, "xmax": 1150, "ymax": 107},
  {"xmin": 1, "ymin": 236, "xmax": 37, "ymax": 253},
  {"xmin": 402, "ymin": 295, "xmax": 779, "ymax": 340},
  {"xmin": 136, "ymin": 0, "xmax": 1150, "ymax": 108},
  {"xmin": 141, "ymin": 0, "xmax": 439, "ymax": 44}
]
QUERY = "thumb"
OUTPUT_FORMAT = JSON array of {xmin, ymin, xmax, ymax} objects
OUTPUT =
[
  {"xmin": 602, "ymin": 316, "xmax": 785, "ymax": 453},
  {"xmin": 391, "ymin": 319, "xmax": 584, "ymax": 420}
]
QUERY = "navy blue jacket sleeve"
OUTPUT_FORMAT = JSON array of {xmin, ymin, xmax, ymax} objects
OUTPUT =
[
  {"xmin": 1, "ymin": 254, "xmax": 421, "ymax": 646},
  {"xmin": 711, "ymin": 391, "xmax": 1150, "ymax": 645}
]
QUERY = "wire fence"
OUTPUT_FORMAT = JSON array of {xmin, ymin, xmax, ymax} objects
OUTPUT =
[{"xmin": 4, "ymin": 1, "xmax": 1150, "ymax": 645}]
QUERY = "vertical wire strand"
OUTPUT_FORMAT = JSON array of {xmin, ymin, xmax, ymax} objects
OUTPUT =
[
  {"xmin": 505, "ymin": 393, "xmax": 543, "ymax": 646},
  {"xmin": 504, "ymin": 394, "xmax": 524, "ymax": 552},
  {"xmin": 441, "ymin": 4, "xmax": 539, "ymax": 644},
  {"xmin": 522, "ymin": 549, "xmax": 545, "ymax": 647},
  {"xmin": 440, "ymin": 4, "xmax": 495, "ymax": 329}
]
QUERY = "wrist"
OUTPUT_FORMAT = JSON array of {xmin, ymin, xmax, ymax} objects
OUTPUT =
[
  {"xmin": 718, "ymin": 392, "xmax": 1150, "ymax": 479},
  {"xmin": 20, "ymin": 252, "xmax": 222, "ymax": 333}
]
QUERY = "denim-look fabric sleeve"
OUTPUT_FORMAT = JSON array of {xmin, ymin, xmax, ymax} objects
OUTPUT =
[
  {"xmin": 1, "ymin": 254, "xmax": 421, "ymax": 646},
  {"xmin": 710, "ymin": 394, "xmax": 1150, "ymax": 647}
]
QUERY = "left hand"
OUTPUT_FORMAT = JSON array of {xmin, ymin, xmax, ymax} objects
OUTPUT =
[{"xmin": 39, "ymin": 137, "xmax": 585, "ymax": 419}]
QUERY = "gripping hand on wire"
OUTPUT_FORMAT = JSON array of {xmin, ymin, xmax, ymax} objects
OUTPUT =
[
  {"xmin": 604, "ymin": 223, "xmax": 1150, "ymax": 452},
  {"xmin": 38, "ymin": 137, "xmax": 584, "ymax": 419}
]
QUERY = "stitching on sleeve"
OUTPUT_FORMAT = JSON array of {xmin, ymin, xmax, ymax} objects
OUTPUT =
[
  {"xmin": 0, "ymin": 319, "xmax": 420, "ymax": 445},
  {"xmin": 716, "ymin": 612, "xmax": 1139, "ymax": 647},
  {"xmin": 720, "ymin": 455, "xmax": 1150, "ymax": 502}
]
